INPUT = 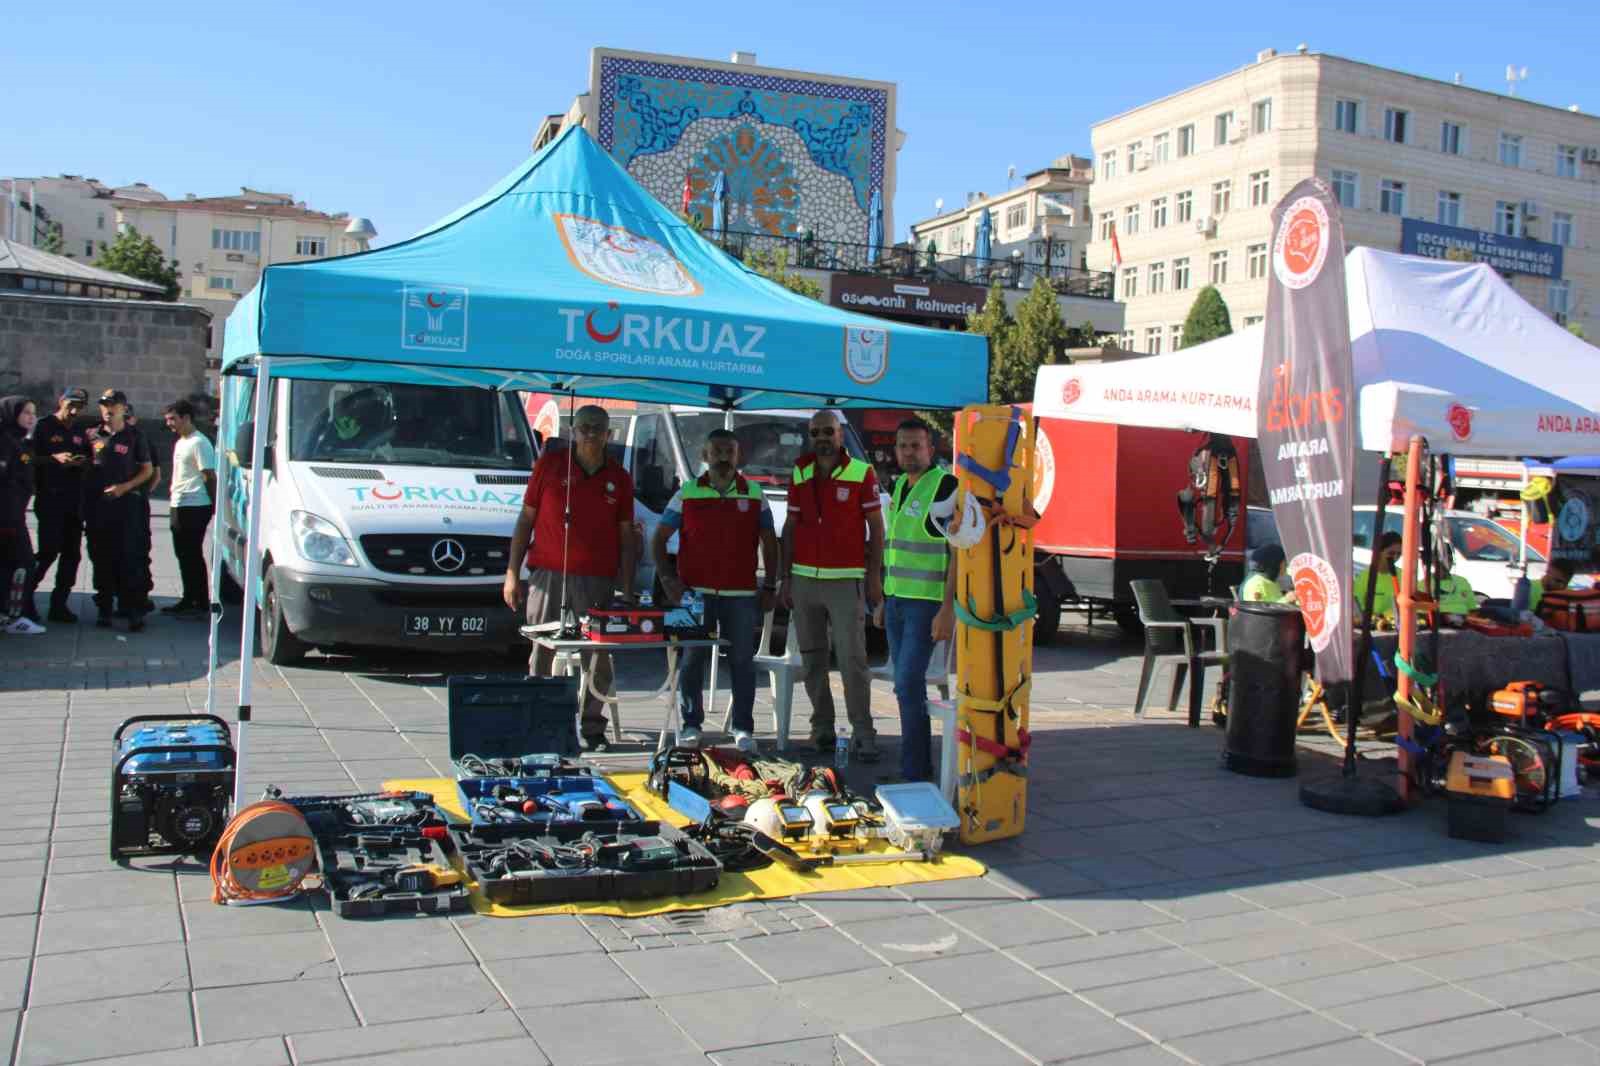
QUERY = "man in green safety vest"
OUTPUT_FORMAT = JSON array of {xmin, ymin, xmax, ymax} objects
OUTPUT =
[
  {"xmin": 873, "ymin": 418, "xmax": 958, "ymax": 782},
  {"xmin": 778, "ymin": 410, "xmax": 886, "ymax": 761}
]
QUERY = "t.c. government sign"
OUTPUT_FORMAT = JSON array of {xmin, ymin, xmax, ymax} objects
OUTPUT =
[{"xmin": 1401, "ymin": 219, "xmax": 1563, "ymax": 280}]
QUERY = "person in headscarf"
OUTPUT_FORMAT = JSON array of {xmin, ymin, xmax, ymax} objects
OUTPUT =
[
  {"xmin": 1240, "ymin": 543, "xmax": 1295, "ymax": 604},
  {"xmin": 0, "ymin": 396, "xmax": 46, "ymax": 633}
]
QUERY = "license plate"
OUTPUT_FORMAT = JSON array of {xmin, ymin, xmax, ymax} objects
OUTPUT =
[{"xmin": 402, "ymin": 614, "xmax": 487, "ymax": 637}]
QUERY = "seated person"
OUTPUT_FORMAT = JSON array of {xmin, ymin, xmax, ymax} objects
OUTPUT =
[
  {"xmin": 1530, "ymin": 559, "xmax": 1573, "ymax": 613},
  {"xmin": 1353, "ymin": 531, "xmax": 1403, "ymax": 627},
  {"xmin": 1435, "ymin": 570, "xmax": 1477, "ymax": 624},
  {"xmin": 1240, "ymin": 543, "xmax": 1297, "ymax": 604}
]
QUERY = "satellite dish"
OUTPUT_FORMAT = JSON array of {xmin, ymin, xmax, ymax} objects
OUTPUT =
[
  {"xmin": 1007, "ymin": 165, "xmax": 1017, "ymax": 182},
  {"xmin": 934, "ymin": 198, "xmax": 944, "ymax": 214}
]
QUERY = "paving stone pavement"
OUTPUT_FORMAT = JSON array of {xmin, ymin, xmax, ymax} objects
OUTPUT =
[{"xmin": 5, "ymin": 512, "xmax": 1600, "ymax": 1064}]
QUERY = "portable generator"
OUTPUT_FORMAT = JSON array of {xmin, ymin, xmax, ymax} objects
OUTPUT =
[{"xmin": 111, "ymin": 715, "xmax": 235, "ymax": 862}]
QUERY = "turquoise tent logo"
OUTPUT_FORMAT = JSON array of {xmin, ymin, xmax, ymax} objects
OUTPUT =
[
  {"xmin": 555, "ymin": 214, "xmax": 701, "ymax": 298},
  {"xmin": 843, "ymin": 326, "xmax": 889, "ymax": 385},
  {"xmin": 402, "ymin": 284, "xmax": 469, "ymax": 352}
]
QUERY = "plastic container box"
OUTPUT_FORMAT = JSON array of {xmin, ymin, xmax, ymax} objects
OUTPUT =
[
  {"xmin": 1446, "ymin": 752, "xmax": 1515, "ymax": 843},
  {"xmin": 450, "ymin": 822, "xmax": 720, "ymax": 905},
  {"xmin": 875, "ymin": 782, "xmax": 960, "ymax": 854}
]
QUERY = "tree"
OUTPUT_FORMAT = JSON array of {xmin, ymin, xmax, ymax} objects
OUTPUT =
[
  {"xmin": 94, "ymin": 226, "xmax": 179, "ymax": 300},
  {"xmin": 1180, "ymin": 286, "xmax": 1232, "ymax": 349},
  {"xmin": 1568, "ymin": 322, "xmax": 1588, "ymax": 342},
  {"xmin": 746, "ymin": 245, "xmax": 822, "ymax": 302},
  {"xmin": 995, "ymin": 277, "xmax": 1069, "ymax": 404},
  {"xmin": 38, "ymin": 221, "xmax": 63, "ymax": 255}
]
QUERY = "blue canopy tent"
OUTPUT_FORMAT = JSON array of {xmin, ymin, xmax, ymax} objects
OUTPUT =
[{"xmin": 210, "ymin": 126, "xmax": 988, "ymax": 801}]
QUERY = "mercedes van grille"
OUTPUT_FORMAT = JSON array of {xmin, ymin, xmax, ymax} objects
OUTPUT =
[
  {"xmin": 359, "ymin": 534, "xmax": 511, "ymax": 577},
  {"xmin": 312, "ymin": 466, "xmax": 384, "ymax": 479},
  {"xmin": 475, "ymin": 474, "xmax": 528, "ymax": 485}
]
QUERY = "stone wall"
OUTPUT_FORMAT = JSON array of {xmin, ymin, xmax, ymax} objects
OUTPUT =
[{"xmin": 0, "ymin": 292, "xmax": 213, "ymax": 414}]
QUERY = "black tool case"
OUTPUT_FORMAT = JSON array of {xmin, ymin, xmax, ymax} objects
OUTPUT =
[
  {"xmin": 449, "ymin": 822, "xmax": 721, "ymax": 905},
  {"xmin": 316, "ymin": 831, "xmax": 470, "ymax": 918},
  {"xmin": 447, "ymin": 674, "xmax": 649, "ymax": 837}
]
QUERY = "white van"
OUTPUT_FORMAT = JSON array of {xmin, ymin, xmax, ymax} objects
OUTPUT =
[{"xmin": 218, "ymin": 376, "xmax": 537, "ymax": 664}]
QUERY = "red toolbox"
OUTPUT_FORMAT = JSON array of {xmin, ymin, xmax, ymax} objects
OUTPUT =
[
  {"xmin": 1540, "ymin": 589, "xmax": 1600, "ymax": 633},
  {"xmin": 584, "ymin": 606, "xmax": 668, "ymax": 643}
]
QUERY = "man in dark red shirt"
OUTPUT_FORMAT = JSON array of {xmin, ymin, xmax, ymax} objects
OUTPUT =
[{"xmin": 504, "ymin": 404, "xmax": 635, "ymax": 747}]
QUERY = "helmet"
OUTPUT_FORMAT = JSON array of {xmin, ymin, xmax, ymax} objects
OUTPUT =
[
  {"xmin": 742, "ymin": 798, "xmax": 783, "ymax": 837},
  {"xmin": 935, "ymin": 490, "xmax": 987, "ymax": 551}
]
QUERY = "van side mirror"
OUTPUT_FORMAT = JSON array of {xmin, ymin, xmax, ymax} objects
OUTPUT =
[{"xmin": 234, "ymin": 423, "xmax": 254, "ymax": 467}]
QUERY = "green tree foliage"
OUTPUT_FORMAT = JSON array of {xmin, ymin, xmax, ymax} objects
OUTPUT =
[
  {"xmin": 996, "ymin": 277, "xmax": 1070, "ymax": 404},
  {"xmin": 38, "ymin": 221, "xmax": 63, "ymax": 255},
  {"xmin": 93, "ymin": 227, "xmax": 179, "ymax": 300},
  {"xmin": 746, "ymin": 245, "xmax": 822, "ymax": 302},
  {"xmin": 1568, "ymin": 322, "xmax": 1588, "ymax": 343},
  {"xmin": 1180, "ymin": 285, "xmax": 1232, "ymax": 349}
]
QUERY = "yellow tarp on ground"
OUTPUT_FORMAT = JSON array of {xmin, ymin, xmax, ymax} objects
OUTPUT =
[{"xmin": 384, "ymin": 775, "xmax": 986, "ymax": 918}]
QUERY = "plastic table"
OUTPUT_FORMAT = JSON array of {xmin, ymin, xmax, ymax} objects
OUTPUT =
[{"xmin": 520, "ymin": 624, "xmax": 728, "ymax": 754}]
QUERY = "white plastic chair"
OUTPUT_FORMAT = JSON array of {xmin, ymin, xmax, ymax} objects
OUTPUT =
[{"xmin": 719, "ymin": 607, "xmax": 805, "ymax": 750}]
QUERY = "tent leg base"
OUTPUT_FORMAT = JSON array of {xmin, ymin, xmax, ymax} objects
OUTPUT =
[{"xmin": 1299, "ymin": 773, "xmax": 1404, "ymax": 817}]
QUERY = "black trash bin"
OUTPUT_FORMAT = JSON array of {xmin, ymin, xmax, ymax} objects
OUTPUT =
[{"xmin": 1223, "ymin": 602, "xmax": 1306, "ymax": 777}]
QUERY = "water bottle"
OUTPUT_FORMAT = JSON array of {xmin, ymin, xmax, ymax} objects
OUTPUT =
[{"xmin": 834, "ymin": 727, "xmax": 850, "ymax": 770}]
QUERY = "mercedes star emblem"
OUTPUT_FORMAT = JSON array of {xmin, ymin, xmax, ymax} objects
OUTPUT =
[{"xmin": 430, "ymin": 538, "xmax": 466, "ymax": 573}]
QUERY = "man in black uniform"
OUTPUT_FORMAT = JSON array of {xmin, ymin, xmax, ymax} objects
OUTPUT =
[
  {"xmin": 28, "ymin": 387, "xmax": 90, "ymax": 623},
  {"xmin": 124, "ymin": 404, "xmax": 157, "ymax": 614},
  {"xmin": 84, "ymin": 390, "xmax": 154, "ymax": 631}
]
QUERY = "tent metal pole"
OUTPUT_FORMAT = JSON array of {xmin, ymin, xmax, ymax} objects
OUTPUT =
[
  {"xmin": 233, "ymin": 356, "xmax": 274, "ymax": 811},
  {"xmin": 1394, "ymin": 435, "xmax": 1426, "ymax": 803},
  {"xmin": 204, "ymin": 382, "xmax": 229, "ymax": 719}
]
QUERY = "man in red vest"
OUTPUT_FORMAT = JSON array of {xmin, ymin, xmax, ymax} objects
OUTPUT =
[
  {"xmin": 652, "ymin": 429, "xmax": 780, "ymax": 752},
  {"xmin": 778, "ymin": 410, "xmax": 885, "ymax": 761},
  {"xmin": 504, "ymin": 404, "xmax": 636, "ymax": 749}
]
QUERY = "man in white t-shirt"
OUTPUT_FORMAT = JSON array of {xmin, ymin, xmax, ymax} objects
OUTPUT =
[{"xmin": 161, "ymin": 400, "xmax": 217, "ymax": 615}]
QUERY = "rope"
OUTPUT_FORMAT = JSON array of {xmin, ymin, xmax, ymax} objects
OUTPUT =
[
  {"xmin": 1393, "ymin": 653, "xmax": 1438, "ymax": 690},
  {"xmin": 210, "ymin": 800, "xmax": 318, "ymax": 906},
  {"xmin": 955, "ymin": 589, "xmax": 1037, "ymax": 631}
]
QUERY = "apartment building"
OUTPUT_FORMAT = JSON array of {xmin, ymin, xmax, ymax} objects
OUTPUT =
[
  {"xmin": 114, "ymin": 190, "xmax": 376, "ymax": 359},
  {"xmin": 0, "ymin": 175, "xmax": 165, "ymax": 260},
  {"xmin": 1089, "ymin": 47, "xmax": 1600, "ymax": 354},
  {"xmin": 909, "ymin": 154, "xmax": 1094, "ymax": 275}
]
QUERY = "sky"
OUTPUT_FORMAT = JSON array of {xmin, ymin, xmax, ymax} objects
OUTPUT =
[{"xmin": 5, "ymin": 0, "xmax": 1597, "ymax": 248}]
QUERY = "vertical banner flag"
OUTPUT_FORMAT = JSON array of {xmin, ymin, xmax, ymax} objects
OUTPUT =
[{"xmin": 1259, "ymin": 177, "xmax": 1357, "ymax": 684}]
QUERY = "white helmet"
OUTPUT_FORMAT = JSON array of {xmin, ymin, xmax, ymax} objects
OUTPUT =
[
  {"xmin": 742, "ymin": 798, "xmax": 783, "ymax": 838},
  {"xmin": 935, "ymin": 490, "xmax": 987, "ymax": 551}
]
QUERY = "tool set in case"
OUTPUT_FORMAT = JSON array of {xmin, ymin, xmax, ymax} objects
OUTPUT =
[
  {"xmin": 447, "ymin": 674, "xmax": 648, "ymax": 836},
  {"xmin": 316, "ymin": 831, "xmax": 469, "ymax": 917},
  {"xmin": 112, "ymin": 715, "xmax": 235, "ymax": 862},
  {"xmin": 449, "ymin": 821, "xmax": 721, "ymax": 905},
  {"xmin": 1540, "ymin": 588, "xmax": 1600, "ymax": 632}
]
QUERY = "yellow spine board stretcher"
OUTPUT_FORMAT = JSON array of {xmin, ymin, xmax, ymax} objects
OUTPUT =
[{"xmin": 952, "ymin": 405, "xmax": 1036, "ymax": 844}]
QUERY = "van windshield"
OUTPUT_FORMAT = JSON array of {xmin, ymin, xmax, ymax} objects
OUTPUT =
[
  {"xmin": 673, "ymin": 412, "xmax": 867, "ymax": 485},
  {"xmin": 289, "ymin": 381, "xmax": 533, "ymax": 469}
]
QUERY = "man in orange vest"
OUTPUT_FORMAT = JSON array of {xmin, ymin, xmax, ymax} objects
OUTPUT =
[
  {"xmin": 652, "ymin": 429, "xmax": 780, "ymax": 752},
  {"xmin": 778, "ymin": 410, "xmax": 886, "ymax": 761}
]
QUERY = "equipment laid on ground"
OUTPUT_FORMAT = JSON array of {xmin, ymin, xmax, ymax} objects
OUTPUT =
[
  {"xmin": 953, "ymin": 405, "xmax": 1035, "ymax": 844},
  {"xmin": 447, "ymin": 674, "xmax": 647, "ymax": 835},
  {"xmin": 1540, "ymin": 589, "xmax": 1600, "ymax": 632},
  {"xmin": 1445, "ymin": 751, "xmax": 1515, "ymax": 842},
  {"xmin": 112, "ymin": 715, "xmax": 235, "ymax": 862},
  {"xmin": 876, "ymin": 782, "xmax": 960, "ymax": 855},
  {"xmin": 449, "ymin": 821, "xmax": 720, "ymax": 905},
  {"xmin": 317, "ymin": 830, "xmax": 469, "ymax": 917},
  {"xmin": 210, "ymin": 799, "xmax": 319, "ymax": 904}
]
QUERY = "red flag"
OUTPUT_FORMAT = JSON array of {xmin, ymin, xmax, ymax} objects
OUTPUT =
[
  {"xmin": 681, "ymin": 172, "xmax": 692, "ymax": 215},
  {"xmin": 1109, "ymin": 221, "xmax": 1123, "ymax": 268}
]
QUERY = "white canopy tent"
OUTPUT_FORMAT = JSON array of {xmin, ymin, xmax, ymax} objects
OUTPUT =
[{"xmin": 1035, "ymin": 248, "xmax": 1600, "ymax": 458}]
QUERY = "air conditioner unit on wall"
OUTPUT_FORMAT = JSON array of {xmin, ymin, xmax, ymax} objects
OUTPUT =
[
  {"xmin": 1136, "ymin": 152, "xmax": 1151, "ymax": 170},
  {"xmin": 1231, "ymin": 127, "xmax": 1249, "ymax": 143},
  {"xmin": 1522, "ymin": 201, "xmax": 1540, "ymax": 219},
  {"xmin": 1195, "ymin": 216, "xmax": 1216, "ymax": 236},
  {"xmin": 1582, "ymin": 147, "xmax": 1600, "ymax": 163}
]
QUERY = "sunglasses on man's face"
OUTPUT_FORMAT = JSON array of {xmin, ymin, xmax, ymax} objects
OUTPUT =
[
  {"xmin": 574, "ymin": 423, "xmax": 608, "ymax": 437},
  {"xmin": 809, "ymin": 429, "xmax": 837, "ymax": 438}
]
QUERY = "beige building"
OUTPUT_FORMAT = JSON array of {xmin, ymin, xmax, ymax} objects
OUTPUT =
[
  {"xmin": 113, "ymin": 190, "xmax": 376, "ymax": 359},
  {"xmin": 1090, "ymin": 47, "xmax": 1600, "ymax": 354},
  {"xmin": 1, "ymin": 175, "xmax": 165, "ymax": 261},
  {"xmin": 909, "ymin": 155, "xmax": 1094, "ymax": 278}
]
